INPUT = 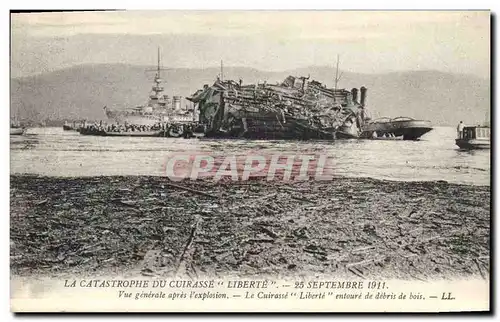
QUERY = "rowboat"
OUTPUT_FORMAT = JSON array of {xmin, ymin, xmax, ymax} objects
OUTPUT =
[
  {"xmin": 456, "ymin": 126, "xmax": 490, "ymax": 150},
  {"xmin": 360, "ymin": 117, "xmax": 433, "ymax": 140},
  {"xmin": 79, "ymin": 128, "xmax": 164, "ymax": 137},
  {"xmin": 79, "ymin": 125, "xmax": 198, "ymax": 138}
]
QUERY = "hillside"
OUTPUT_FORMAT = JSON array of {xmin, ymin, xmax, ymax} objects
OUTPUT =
[{"xmin": 10, "ymin": 64, "xmax": 490, "ymax": 126}]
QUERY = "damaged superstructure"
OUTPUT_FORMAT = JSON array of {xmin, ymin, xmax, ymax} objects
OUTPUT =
[{"xmin": 187, "ymin": 75, "xmax": 369, "ymax": 140}]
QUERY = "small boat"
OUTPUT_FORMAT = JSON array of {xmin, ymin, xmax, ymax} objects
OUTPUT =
[
  {"xmin": 79, "ymin": 128, "xmax": 164, "ymax": 137},
  {"xmin": 360, "ymin": 117, "xmax": 433, "ymax": 140},
  {"xmin": 10, "ymin": 118, "xmax": 26, "ymax": 135},
  {"xmin": 370, "ymin": 134, "xmax": 403, "ymax": 140},
  {"xmin": 10, "ymin": 127, "xmax": 26, "ymax": 135},
  {"xmin": 455, "ymin": 126, "xmax": 490, "ymax": 150},
  {"xmin": 79, "ymin": 125, "xmax": 198, "ymax": 138}
]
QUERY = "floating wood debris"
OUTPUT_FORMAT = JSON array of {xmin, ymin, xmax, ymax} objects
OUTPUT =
[{"xmin": 10, "ymin": 175, "xmax": 491, "ymax": 279}]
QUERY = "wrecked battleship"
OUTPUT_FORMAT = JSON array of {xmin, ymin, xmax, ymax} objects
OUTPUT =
[{"xmin": 187, "ymin": 75, "xmax": 369, "ymax": 140}]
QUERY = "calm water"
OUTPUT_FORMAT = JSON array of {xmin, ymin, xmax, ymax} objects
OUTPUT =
[{"xmin": 10, "ymin": 127, "xmax": 490, "ymax": 186}]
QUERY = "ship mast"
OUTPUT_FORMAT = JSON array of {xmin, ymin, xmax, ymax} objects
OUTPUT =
[
  {"xmin": 145, "ymin": 46, "xmax": 169, "ymax": 101},
  {"xmin": 153, "ymin": 47, "xmax": 166, "ymax": 95},
  {"xmin": 220, "ymin": 60, "xmax": 224, "ymax": 82},
  {"xmin": 334, "ymin": 54, "xmax": 343, "ymax": 96},
  {"xmin": 157, "ymin": 46, "xmax": 161, "ymax": 79}
]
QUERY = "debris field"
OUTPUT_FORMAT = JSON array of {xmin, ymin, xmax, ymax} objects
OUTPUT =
[{"xmin": 10, "ymin": 175, "xmax": 490, "ymax": 280}]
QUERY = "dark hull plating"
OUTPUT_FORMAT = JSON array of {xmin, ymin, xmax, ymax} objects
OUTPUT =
[
  {"xmin": 455, "ymin": 139, "xmax": 490, "ymax": 150},
  {"xmin": 360, "ymin": 118, "xmax": 433, "ymax": 141}
]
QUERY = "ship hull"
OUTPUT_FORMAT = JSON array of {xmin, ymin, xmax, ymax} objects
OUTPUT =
[
  {"xmin": 106, "ymin": 114, "xmax": 163, "ymax": 126},
  {"xmin": 336, "ymin": 124, "xmax": 360, "ymax": 139},
  {"xmin": 455, "ymin": 139, "xmax": 490, "ymax": 150},
  {"xmin": 360, "ymin": 119, "xmax": 433, "ymax": 140},
  {"xmin": 63, "ymin": 125, "xmax": 81, "ymax": 131},
  {"xmin": 79, "ymin": 125, "xmax": 197, "ymax": 138},
  {"xmin": 106, "ymin": 114, "xmax": 195, "ymax": 126},
  {"xmin": 205, "ymin": 115, "xmax": 336, "ymax": 140}
]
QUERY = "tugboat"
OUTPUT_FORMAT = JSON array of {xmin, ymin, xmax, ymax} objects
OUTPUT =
[
  {"xmin": 455, "ymin": 125, "xmax": 490, "ymax": 150},
  {"xmin": 359, "ymin": 117, "xmax": 433, "ymax": 140}
]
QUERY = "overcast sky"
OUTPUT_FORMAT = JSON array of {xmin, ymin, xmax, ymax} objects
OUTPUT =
[{"xmin": 11, "ymin": 10, "xmax": 490, "ymax": 78}]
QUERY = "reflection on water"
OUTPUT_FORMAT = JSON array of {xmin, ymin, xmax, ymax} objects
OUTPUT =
[{"xmin": 10, "ymin": 127, "xmax": 490, "ymax": 186}]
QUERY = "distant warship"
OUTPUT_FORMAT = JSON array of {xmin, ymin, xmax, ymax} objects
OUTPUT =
[{"xmin": 103, "ymin": 47, "xmax": 194, "ymax": 126}]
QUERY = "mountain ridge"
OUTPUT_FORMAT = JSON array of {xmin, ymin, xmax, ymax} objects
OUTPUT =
[{"xmin": 13, "ymin": 63, "xmax": 489, "ymax": 82}]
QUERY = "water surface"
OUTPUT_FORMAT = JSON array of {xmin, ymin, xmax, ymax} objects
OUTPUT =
[{"xmin": 10, "ymin": 127, "xmax": 490, "ymax": 186}]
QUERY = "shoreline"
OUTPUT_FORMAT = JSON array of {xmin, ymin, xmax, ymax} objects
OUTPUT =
[
  {"xmin": 10, "ymin": 175, "xmax": 490, "ymax": 280},
  {"xmin": 9, "ymin": 172, "xmax": 492, "ymax": 188}
]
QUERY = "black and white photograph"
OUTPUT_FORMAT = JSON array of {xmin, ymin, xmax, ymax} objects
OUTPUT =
[{"xmin": 8, "ymin": 9, "xmax": 491, "ymax": 312}]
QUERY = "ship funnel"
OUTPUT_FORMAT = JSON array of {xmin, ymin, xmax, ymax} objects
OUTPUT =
[
  {"xmin": 173, "ymin": 96, "xmax": 182, "ymax": 111},
  {"xmin": 360, "ymin": 86, "xmax": 367, "ymax": 106},
  {"xmin": 351, "ymin": 88, "xmax": 358, "ymax": 104}
]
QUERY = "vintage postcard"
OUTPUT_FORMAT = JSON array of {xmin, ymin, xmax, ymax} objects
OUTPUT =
[{"xmin": 10, "ymin": 10, "xmax": 490, "ymax": 312}]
